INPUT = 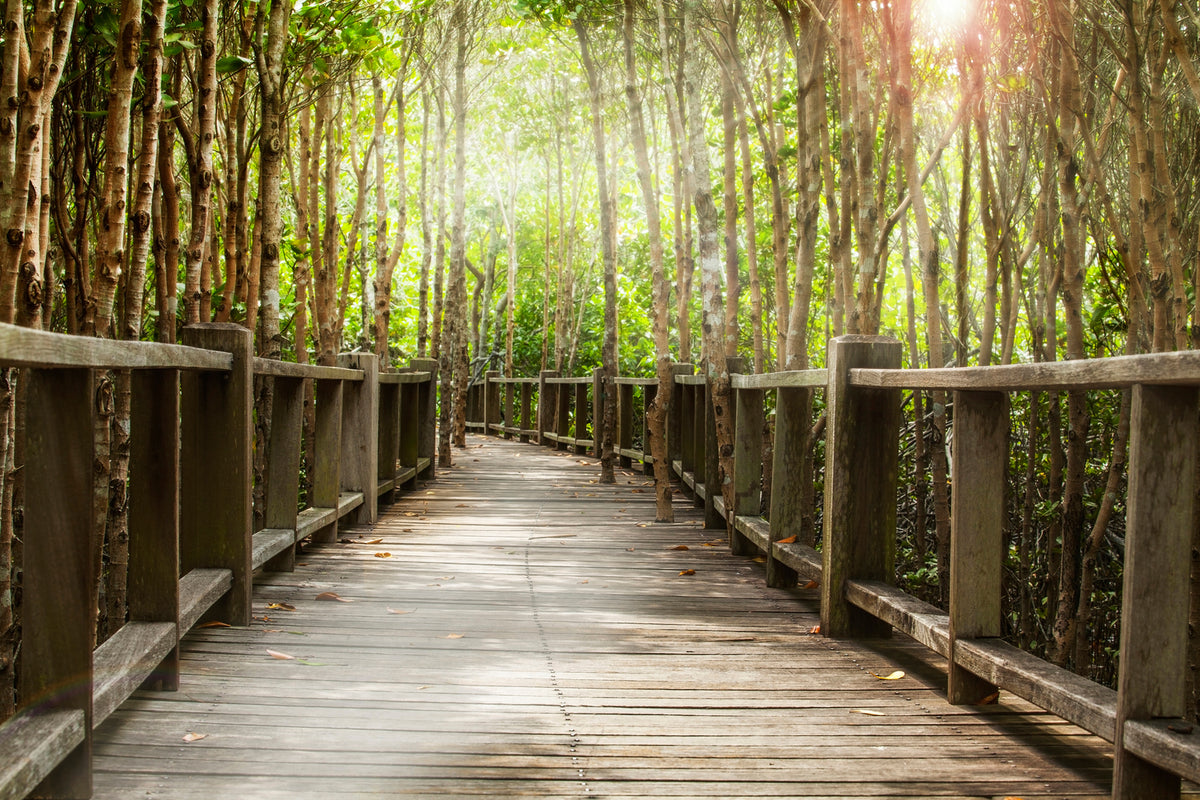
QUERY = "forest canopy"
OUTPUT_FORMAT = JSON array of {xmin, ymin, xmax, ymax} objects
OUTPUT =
[{"xmin": 1, "ymin": 0, "xmax": 1199, "ymax": 715}]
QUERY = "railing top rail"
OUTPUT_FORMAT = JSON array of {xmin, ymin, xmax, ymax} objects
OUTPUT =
[
  {"xmin": 613, "ymin": 377, "xmax": 658, "ymax": 386},
  {"xmin": 0, "ymin": 323, "xmax": 232, "ymax": 372},
  {"xmin": 545, "ymin": 376, "xmax": 594, "ymax": 385},
  {"xmin": 379, "ymin": 371, "xmax": 432, "ymax": 385},
  {"xmin": 675, "ymin": 374, "xmax": 706, "ymax": 386},
  {"xmin": 253, "ymin": 358, "xmax": 364, "ymax": 381},
  {"xmin": 488, "ymin": 376, "xmax": 540, "ymax": 385},
  {"xmin": 850, "ymin": 349, "xmax": 1200, "ymax": 392},
  {"xmin": 731, "ymin": 369, "xmax": 827, "ymax": 390}
]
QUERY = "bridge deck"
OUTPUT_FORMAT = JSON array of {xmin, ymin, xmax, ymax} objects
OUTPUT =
[{"xmin": 92, "ymin": 436, "xmax": 1113, "ymax": 799}]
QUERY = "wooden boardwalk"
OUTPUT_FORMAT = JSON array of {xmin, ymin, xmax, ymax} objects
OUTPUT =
[{"xmin": 92, "ymin": 436, "xmax": 1114, "ymax": 799}]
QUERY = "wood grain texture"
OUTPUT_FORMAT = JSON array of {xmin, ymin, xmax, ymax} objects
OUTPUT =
[
  {"xmin": 92, "ymin": 436, "xmax": 1116, "ymax": 799},
  {"xmin": 731, "ymin": 369, "xmax": 827, "ymax": 390},
  {"xmin": 768, "ymin": 386, "xmax": 808, "ymax": 588},
  {"xmin": 0, "ymin": 711, "xmax": 86, "ymax": 800},
  {"xmin": 253, "ymin": 359, "xmax": 362, "ymax": 381},
  {"xmin": 311, "ymin": 379, "xmax": 344, "ymax": 543},
  {"xmin": 0, "ymin": 321, "xmax": 229, "ymax": 371},
  {"xmin": 264, "ymin": 377, "xmax": 304, "ymax": 572},
  {"xmin": 731, "ymin": 387, "xmax": 762, "ymax": 555}
]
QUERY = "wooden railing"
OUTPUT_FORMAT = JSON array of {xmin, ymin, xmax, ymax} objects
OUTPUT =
[
  {"xmin": 483, "ymin": 336, "xmax": 1200, "ymax": 800},
  {"xmin": 0, "ymin": 322, "xmax": 435, "ymax": 800}
]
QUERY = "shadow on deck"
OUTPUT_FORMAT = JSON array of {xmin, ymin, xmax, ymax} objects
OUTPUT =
[{"xmin": 92, "ymin": 436, "xmax": 1114, "ymax": 800}]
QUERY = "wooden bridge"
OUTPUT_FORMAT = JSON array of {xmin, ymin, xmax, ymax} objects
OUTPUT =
[{"xmin": 2, "ymin": 324, "xmax": 1198, "ymax": 799}]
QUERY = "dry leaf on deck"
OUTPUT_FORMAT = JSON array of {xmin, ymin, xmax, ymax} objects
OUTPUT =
[
  {"xmin": 365, "ymin": 538, "xmax": 384, "ymax": 544},
  {"xmin": 626, "ymin": 547, "xmax": 636, "ymax": 552},
  {"xmin": 808, "ymin": 625, "xmax": 821, "ymax": 634},
  {"xmin": 266, "ymin": 602, "xmax": 296, "ymax": 612},
  {"xmin": 852, "ymin": 709, "xmax": 885, "ymax": 716},
  {"xmin": 456, "ymin": 503, "xmax": 470, "ymax": 508},
  {"xmin": 199, "ymin": 621, "xmax": 231, "ymax": 629},
  {"xmin": 776, "ymin": 535, "xmax": 797, "ymax": 544},
  {"xmin": 679, "ymin": 569, "xmax": 696, "ymax": 576},
  {"xmin": 752, "ymin": 556, "xmax": 767, "ymax": 563},
  {"xmin": 871, "ymin": 670, "xmax": 905, "ymax": 680},
  {"xmin": 266, "ymin": 649, "xmax": 296, "ymax": 660},
  {"xmin": 670, "ymin": 545, "xmax": 690, "ymax": 551},
  {"xmin": 316, "ymin": 592, "xmax": 351, "ymax": 603},
  {"xmin": 803, "ymin": 580, "xmax": 820, "ymax": 589},
  {"xmin": 386, "ymin": 608, "xmax": 413, "ymax": 615},
  {"xmin": 374, "ymin": 552, "xmax": 392, "ymax": 558},
  {"xmin": 444, "ymin": 633, "xmax": 464, "ymax": 639},
  {"xmin": 182, "ymin": 732, "xmax": 208, "ymax": 743}
]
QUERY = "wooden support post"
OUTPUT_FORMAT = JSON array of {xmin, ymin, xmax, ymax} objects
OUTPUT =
[
  {"xmin": 311, "ymin": 378, "xmax": 344, "ymax": 543},
  {"xmin": 399, "ymin": 380, "xmax": 420, "ymax": 491},
  {"xmin": 767, "ymin": 386, "xmax": 807, "ymax": 588},
  {"xmin": 592, "ymin": 367, "xmax": 605, "ymax": 459},
  {"xmin": 732, "ymin": 385, "xmax": 763, "ymax": 556},
  {"xmin": 538, "ymin": 369, "xmax": 557, "ymax": 447},
  {"xmin": 22, "ymin": 367, "xmax": 95, "ymax": 798},
  {"xmin": 820, "ymin": 335, "xmax": 901, "ymax": 638},
  {"xmin": 618, "ymin": 383, "xmax": 634, "ymax": 468},
  {"xmin": 181, "ymin": 323, "xmax": 253, "ymax": 626},
  {"xmin": 377, "ymin": 381, "xmax": 401, "ymax": 505},
  {"xmin": 409, "ymin": 357, "xmax": 438, "ymax": 479},
  {"xmin": 642, "ymin": 383, "xmax": 657, "ymax": 475},
  {"xmin": 339, "ymin": 353, "xmax": 378, "ymax": 526},
  {"xmin": 262, "ymin": 376, "xmax": 304, "ymax": 572},
  {"xmin": 948, "ymin": 390, "xmax": 1008, "ymax": 704},
  {"xmin": 520, "ymin": 382, "xmax": 532, "ymax": 443},
  {"xmin": 129, "ymin": 369, "xmax": 181, "ymax": 688},
  {"xmin": 575, "ymin": 380, "xmax": 590, "ymax": 456},
  {"xmin": 668, "ymin": 363, "xmax": 691, "ymax": 478},
  {"xmin": 484, "ymin": 370, "xmax": 500, "ymax": 437},
  {"xmin": 702, "ymin": 383, "xmax": 719, "ymax": 523},
  {"xmin": 680, "ymin": 378, "xmax": 695, "ymax": 489},
  {"xmin": 1112, "ymin": 385, "xmax": 1198, "ymax": 800},
  {"xmin": 556, "ymin": 378, "xmax": 570, "ymax": 451},
  {"xmin": 504, "ymin": 381, "xmax": 515, "ymax": 439}
]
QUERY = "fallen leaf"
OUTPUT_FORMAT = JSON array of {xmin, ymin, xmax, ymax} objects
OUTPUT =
[
  {"xmin": 403, "ymin": 528, "xmax": 414, "ymax": 533},
  {"xmin": 316, "ymin": 591, "xmax": 351, "ymax": 603},
  {"xmin": 266, "ymin": 649, "xmax": 296, "ymax": 660},
  {"xmin": 374, "ymin": 552, "xmax": 392, "ymax": 558},
  {"xmin": 853, "ymin": 709, "xmax": 885, "ymax": 716},
  {"xmin": 444, "ymin": 633, "xmax": 464, "ymax": 639},
  {"xmin": 456, "ymin": 503, "xmax": 470, "ymax": 508},
  {"xmin": 404, "ymin": 512, "xmax": 416, "ymax": 517},
  {"xmin": 626, "ymin": 547, "xmax": 636, "ymax": 551},
  {"xmin": 199, "ymin": 621, "xmax": 231, "ymax": 629},
  {"xmin": 872, "ymin": 670, "xmax": 905, "ymax": 681},
  {"xmin": 670, "ymin": 545, "xmax": 690, "ymax": 551},
  {"xmin": 803, "ymin": 580, "xmax": 820, "ymax": 589},
  {"xmin": 580, "ymin": 579, "xmax": 589, "ymax": 584},
  {"xmin": 679, "ymin": 569, "xmax": 696, "ymax": 576},
  {"xmin": 262, "ymin": 629, "xmax": 283, "ymax": 633},
  {"xmin": 418, "ymin": 685, "xmax": 431, "ymax": 690},
  {"xmin": 425, "ymin": 491, "xmax": 435, "ymax": 495},
  {"xmin": 636, "ymin": 523, "xmax": 649, "ymax": 528},
  {"xmin": 630, "ymin": 488, "xmax": 644, "ymax": 493},
  {"xmin": 386, "ymin": 608, "xmax": 413, "ymax": 615},
  {"xmin": 182, "ymin": 732, "xmax": 208, "ymax": 743},
  {"xmin": 777, "ymin": 535, "xmax": 797, "ymax": 544},
  {"xmin": 808, "ymin": 625, "xmax": 821, "ymax": 634},
  {"xmin": 266, "ymin": 602, "xmax": 296, "ymax": 612},
  {"xmin": 365, "ymin": 538, "xmax": 384, "ymax": 544},
  {"xmin": 752, "ymin": 556, "xmax": 767, "ymax": 563}
]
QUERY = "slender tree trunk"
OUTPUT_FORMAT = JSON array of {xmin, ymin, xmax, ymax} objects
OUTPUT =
[
  {"xmin": 181, "ymin": 0, "xmax": 218, "ymax": 325},
  {"xmin": 575, "ymin": 16, "xmax": 617, "ymax": 484},
  {"xmin": 417, "ymin": 88, "xmax": 432, "ymax": 359},
  {"xmin": 431, "ymin": 82, "xmax": 447, "ymax": 361}
]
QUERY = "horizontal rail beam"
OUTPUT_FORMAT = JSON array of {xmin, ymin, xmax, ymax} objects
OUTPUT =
[{"xmin": 0, "ymin": 323, "xmax": 231, "ymax": 372}]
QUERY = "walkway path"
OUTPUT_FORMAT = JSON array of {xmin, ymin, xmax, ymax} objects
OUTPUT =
[{"xmin": 92, "ymin": 436, "xmax": 1112, "ymax": 799}]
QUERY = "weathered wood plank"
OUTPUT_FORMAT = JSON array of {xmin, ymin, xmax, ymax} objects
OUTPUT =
[
  {"xmin": 0, "ymin": 322, "xmax": 230, "ymax": 371},
  {"xmin": 252, "ymin": 529, "xmax": 296, "ymax": 572},
  {"xmin": 1123, "ymin": 718, "xmax": 1200, "ymax": 786},
  {"xmin": 0, "ymin": 711, "xmax": 86, "ymax": 800},
  {"xmin": 845, "ymin": 579, "xmax": 950, "ymax": 657},
  {"xmin": 731, "ymin": 369, "xmax": 827, "ymax": 390},
  {"xmin": 178, "ymin": 569, "xmax": 234, "ymax": 633},
  {"xmin": 92, "ymin": 622, "xmax": 178, "ymax": 726},
  {"xmin": 253, "ymin": 358, "xmax": 362, "ymax": 381},
  {"xmin": 378, "ymin": 371, "xmax": 432, "ymax": 384}
]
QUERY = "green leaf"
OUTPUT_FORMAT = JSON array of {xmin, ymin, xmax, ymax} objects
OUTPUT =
[{"xmin": 216, "ymin": 55, "xmax": 254, "ymax": 75}]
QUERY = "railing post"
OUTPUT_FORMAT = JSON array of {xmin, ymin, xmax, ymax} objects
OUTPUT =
[
  {"xmin": 399, "ymin": 374, "xmax": 420, "ymax": 493},
  {"xmin": 538, "ymin": 369, "xmax": 557, "ymax": 447},
  {"xmin": 21, "ymin": 366, "xmax": 95, "ymax": 797},
  {"xmin": 768, "ymin": 386, "xmax": 807, "ymax": 588},
  {"xmin": 556, "ymin": 376, "xmax": 570, "ymax": 451},
  {"xmin": 484, "ymin": 370, "xmax": 500, "ymax": 437},
  {"xmin": 618, "ymin": 382, "xmax": 634, "ymax": 468},
  {"xmin": 948, "ymin": 390, "xmax": 1007, "ymax": 704},
  {"xmin": 668, "ymin": 363, "xmax": 691, "ymax": 478},
  {"xmin": 311, "ymin": 377, "xmax": 344, "ymax": 542},
  {"xmin": 592, "ymin": 367, "xmax": 605, "ymax": 459},
  {"xmin": 504, "ymin": 380, "xmax": 515, "ymax": 439},
  {"xmin": 377, "ymin": 377, "xmax": 401, "ymax": 505},
  {"xmin": 180, "ymin": 323, "xmax": 254, "ymax": 626},
  {"xmin": 702, "ymin": 380, "xmax": 719, "ymax": 524},
  {"xmin": 732, "ymin": 382, "xmax": 762, "ymax": 556},
  {"xmin": 680, "ymin": 378, "xmax": 695, "ymax": 491},
  {"xmin": 520, "ymin": 382, "xmax": 532, "ymax": 443},
  {"xmin": 339, "ymin": 353, "xmax": 379, "ymax": 526},
  {"xmin": 130, "ymin": 368, "xmax": 182, "ymax": 685},
  {"xmin": 1112, "ymin": 385, "xmax": 1198, "ymax": 800},
  {"xmin": 641, "ymin": 383, "xmax": 657, "ymax": 475},
  {"xmin": 820, "ymin": 335, "xmax": 901, "ymax": 638},
  {"xmin": 262, "ymin": 376, "xmax": 304, "ymax": 571},
  {"xmin": 409, "ymin": 357, "xmax": 438, "ymax": 480},
  {"xmin": 577, "ymin": 378, "xmax": 591, "ymax": 456}
]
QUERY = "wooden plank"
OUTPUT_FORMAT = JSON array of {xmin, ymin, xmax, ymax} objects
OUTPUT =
[
  {"xmin": 337, "ymin": 492, "xmax": 365, "ymax": 520},
  {"xmin": 545, "ymin": 376, "xmax": 594, "ymax": 385},
  {"xmin": 178, "ymin": 569, "xmax": 234, "ymax": 634},
  {"xmin": 948, "ymin": 391, "xmax": 1007, "ymax": 704},
  {"xmin": 733, "ymin": 515, "xmax": 768, "ymax": 552},
  {"xmin": 21, "ymin": 367, "xmax": 94, "ymax": 797},
  {"xmin": 378, "ymin": 371, "xmax": 432, "ymax": 385},
  {"xmin": 0, "ymin": 711, "xmax": 86, "ymax": 800},
  {"xmin": 731, "ymin": 369, "xmax": 827, "ymax": 390},
  {"xmin": 92, "ymin": 622, "xmax": 178, "ymax": 726},
  {"xmin": 731, "ymin": 386, "xmax": 762, "ymax": 555},
  {"xmin": 0, "ymin": 322, "xmax": 230, "ymax": 371},
  {"xmin": 180, "ymin": 323, "xmax": 254, "ymax": 626},
  {"xmin": 537, "ymin": 370, "xmax": 557, "ymax": 448},
  {"xmin": 339, "ymin": 353, "xmax": 379, "ymax": 526},
  {"xmin": 399, "ymin": 382, "xmax": 420, "ymax": 491},
  {"xmin": 297, "ymin": 507, "xmax": 337, "ymax": 541},
  {"xmin": 311, "ymin": 379, "xmax": 344, "ymax": 543},
  {"xmin": 1124, "ymin": 718, "xmax": 1200, "ymax": 786},
  {"xmin": 768, "ymin": 386, "xmax": 808, "ymax": 588},
  {"xmin": 254, "ymin": 358, "xmax": 363, "ymax": 381},
  {"xmin": 772, "ymin": 542, "xmax": 823, "ymax": 582},
  {"xmin": 575, "ymin": 381, "xmax": 589, "ymax": 456},
  {"xmin": 849, "ymin": 348, "xmax": 1200, "ymax": 391},
  {"xmin": 821, "ymin": 336, "xmax": 902, "ymax": 638},
  {"xmin": 520, "ymin": 383, "xmax": 533, "ymax": 444},
  {"xmin": 1114, "ymin": 384, "xmax": 1198, "ymax": 799},
  {"xmin": 129, "ymin": 369, "xmax": 181, "ymax": 688},
  {"xmin": 618, "ymin": 383, "xmax": 634, "ymax": 468},
  {"xmin": 408, "ymin": 358, "xmax": 439, "ymax": 480},
  {"xmin": 953, "ymin": 637, "xmax": 1116, "ymax": 741},
  {"xmin": 845, "ymin": 579, "xmax": 950, "ymax": 657},
  {"xmin": 264, "ymin": 376, "xmax": 304, "ymax": 572},
  {"xmin": 252, "ymin": 529, "xmax": 297, "ymax": 572},
  {"xmin": 613, "ymin": 377, "xmax": 658, "ymax": 386},
  {"xmin": 675, "ymin": 374, "xmax": 705, "ymax": 386}
]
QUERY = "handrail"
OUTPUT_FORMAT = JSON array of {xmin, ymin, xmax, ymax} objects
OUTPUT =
[
  {"xmin": 0, "ymin": 325, "xmax": 437, "ymax": 799},
  {"xmin": 731, "ymin": 368, "xmax": 826, "ymax": 389}
]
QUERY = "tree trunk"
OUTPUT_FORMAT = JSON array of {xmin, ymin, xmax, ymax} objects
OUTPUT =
[
  {"xmin": 417, "ymin": 88, "xmax": 432, "ymax": 359},
  {"xmin": 181, "ymin": 0, "xmax": 218, "ymax": 326}
]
